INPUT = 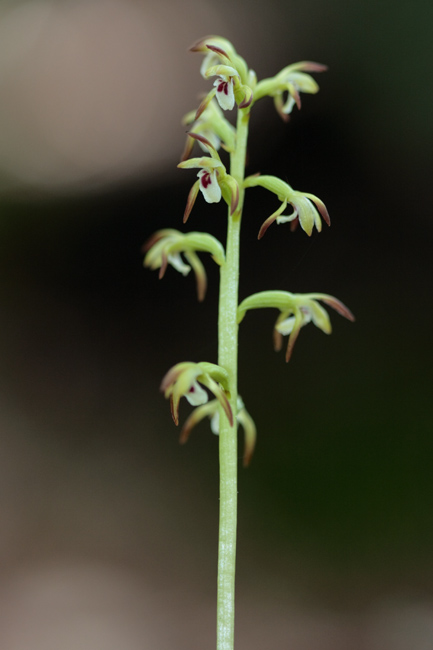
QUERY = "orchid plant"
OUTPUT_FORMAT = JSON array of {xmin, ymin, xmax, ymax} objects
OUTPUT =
[{"xmin": 143, "ymin": 36, "xmax": 354, "ymax": 650}]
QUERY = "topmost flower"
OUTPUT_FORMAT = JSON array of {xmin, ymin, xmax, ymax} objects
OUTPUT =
[{"xmin": 190, "ymin": 36, "xmax": 254, "ymax": 114}]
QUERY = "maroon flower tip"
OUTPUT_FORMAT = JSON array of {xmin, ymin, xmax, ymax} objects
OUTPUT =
[
  {"xmin": 169, "ymin": 396, "xmax": 179, "ymax": 426},
  {"xmin": 160, "ymin": 367, "xmax": 176, "ymax": 394},
  {"xmin": 194, "ymin": 101, "xmax": 206, "ymax": 121},
  {"xmin": 328, "ymin": 299, "xmax": 355, "ymax": 321},
  {"xmin": 316, "ymin": 201, "xmax": 331, "ymax": 226},
  {"xmin": 188, "ymin": 36, "xmax": 214, "ymax": 52},
  {"xmin": 189, "ymin": 132, "xmax": 215, "ymax": 150},
  {"xmin": 180, "ymin": 135, "xmax": 194, "ymax": 162},
  {"xmin": 183, "ymin": 204, "xmax": 192, "ymax": 224},
  {"xmin": 196, "ymin": 274, "xmax": 207, "ymax": 303},
  {"xmin": 290, "ymin": 217, "xmax": 299, "ymax": 232},
  {"xmin": 243, "ymin": 449, "xmax": 253, "ymax": 468},
  {"xmin": 273, "ymin": 328, "xmax": 283, "ymax": 352},
  {"xmin": 142, "ymin": 231, "xmax": 163, "ymax": 253},
  {"xmin": 292, "ymin": 87, "xmax": 301, "ymax": 110},
  {"xmin": 258, "ymin": 217, "xmax": 274, "ymax": 240},
  {"xmin": 230, "ymin": 183, "xmax": 239, "ymax": 215},
  {"xmin": 158, "ymin": 253, "xmax": 168, "ymax": 280},
  {"xmin": 206, "ymin": 44, "xmax": 229, "ymax": 59},
  {"xmin": 239, "ymin": 90, "xmax": 253, "ymax": 109},
  {"xmin": 179, "ymin": 425, "xmax": 191, "ymax": 445},
  {"xmin": 299, "ymin": 61, "xmax": 328, "ymax": 72},
  {"xmin": 285, "ymin": 328, "xmax": 301, "ymax": 363},
  {"xmin": 227, "ymin": 404, "xmax": 234, "ymax": 427},
  {"xmin": 183, "ymin": 181, "xmax": 200, "ymax": 223}
]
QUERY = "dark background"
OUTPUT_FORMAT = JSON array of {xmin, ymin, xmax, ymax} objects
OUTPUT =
[{"xmin": 0, "ymin": 0, "xmax": 432, "ymax": 648}]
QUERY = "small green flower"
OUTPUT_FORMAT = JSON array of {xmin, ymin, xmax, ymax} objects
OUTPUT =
[
  {"xmin": 254, "ymin": 61, "xmax": 327, "ymax": 121},
  {"xmin": 181, "ymin": 99, "xmax": 236, "ymax": 162},
  {"xmin": 180, "ymin": 396, "xmax": 257, "ymax": 467},
  {"xmin": 244, "ymin": 174, "xmax": 330, "ymax": 237},
  {"xmin": 160, "ymin": 361, "xmax": 233, "ymax": 427},
  {"xmin": 190, "ymin": 36, "xmax": 253, "ymax": 112},
  {"xmin": 178, "ymin": 134, "xmax": 239, "ymax": 221},
  {"xmin": 237, "ymin": 291, "xmax": 354, "ymax": 362},
  {"xmin": 143, "ymin": 229, "xmax": 225, "ymax": 301}
]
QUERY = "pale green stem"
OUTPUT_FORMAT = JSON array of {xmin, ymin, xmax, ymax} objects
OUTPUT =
[{"xmin": 216, "ymin": 106, "xmax": 250, "ymax": 650}]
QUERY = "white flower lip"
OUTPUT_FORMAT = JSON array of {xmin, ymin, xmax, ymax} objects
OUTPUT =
[
  {"xmin": 185, "ymin": 381, "xmax": 209, "ymax": 406},
  {"xmin": 213, "ymin": 76, "xmax": 235, "ymax": 111},
  {"xmin": 198, "ymin": 168, "xmax": 222, "ymax": 203}
]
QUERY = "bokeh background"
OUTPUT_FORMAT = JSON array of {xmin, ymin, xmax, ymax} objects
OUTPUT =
[{"xmin": 0, "ymin": 0, "xmax": 432, "ymax": 648}]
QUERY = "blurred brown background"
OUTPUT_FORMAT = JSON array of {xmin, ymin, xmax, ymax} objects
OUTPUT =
[{"xmin": 0, "ymin": 0, "xmax": 432, "ymax": 648}]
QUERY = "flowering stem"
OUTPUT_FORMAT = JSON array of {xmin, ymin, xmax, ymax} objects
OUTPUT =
[{"xmin": 217, "ymin": 106, "xmax": 249, "ymax": 650}]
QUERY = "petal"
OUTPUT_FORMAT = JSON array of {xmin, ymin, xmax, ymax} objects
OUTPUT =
[
  {"xmin": 183, "ymin": 179, "xmax": 200, "ymax": 223},
  {"xmin": 286, "ymin": 61, "xmax": 328, "ymax": 73},
  {"xmin": 238, "ymin": 84, "xmax": 253, "ymax": 109},
  {"xmin": 180, "ymin": 134, "xmax": 195, "ymax": 163},
  {"xmin": 199, "ymin": 375, "xmax": 233, "ymax": 426},
  {"xmin": 198, "ymin": 130, "xmax": 221, "ymax": 152},
  {"xmin": 220, "ymin": 174, "xmax": 239, "ymax": 215},
  {"xmin": 184, "ymin": 250, "xmax": 207, "ymax": 302},
  {"xmin": 273, "ymin": 93, "xmax": 290, "ymax": 122},
  {"xmin": 258, "ymin": 200, "xmax": 288, "ymax": 239},
  {"xmin": 286, "ymin": 71, "xmax": 319, "ymax": 94},
  {"xmin": 158, "ymin": 251, "xmax": 168, "ymax": 279},
  {"xmin": 167, "ymin": 253, "xmax": 191, "ymax": 277},
  {"xmin": 275, "ymin": 213, "xmax": 298, "ymax": 225},
  {"xmin": 306, "ymin": 294, "xmax": 355, "ymax": 322},
  {"xmin": 171, "ymin": 371, "xmax": 200, "ymax": 423},
  {"xmin": 237, "ymin": 407, "xmax": 257, "ymax": 467},
  {"xmin": 160, "ymin": 361, "xmax": 193, "ymax": 396},
  {"xmin": 285, "ymin": 310, "xmax": 304, "ymax": 362},
  {"xmin": 185, "ymin": 380, "xmax": 209, "ymax": 406},
  {"xmin": 282, "ymin": 93, "xmax": 296, "ymax": 115},
  {"xmin": 200, "ymin": 52, "xmax": 219, "ymax": 78},
  {"xmin": 304, "ymin": 300, "xmax": 332, "ymax": 334},
  {"xmin": 205, "ymin": 44, "xmax": 233, "ymax": 66},
  {"xmin": 273, "ymin": 326, "xmax": 283, "ymax": 352},
  {"xmin": 276, "ymin": 315, "xmax": 296, "ymax": 335},
  {"xmin": 210, "ymin": 410, "xmax": 220, "ymax": 435},
  {"xmin": 292, "ymin": 195, "xmax": 318, "ymax": 236},
  {"xmin": 198, "ymin": 169, "xmax": 222, "ymax": 203},
  {"xmin": 180, "ymin": 400, "xmax": 219, "ymax": 444},
  {"xmin": 178, "ymin": 154, "xmax": 223, "ymax": 170},
  {"xmin": 214, "ymin": 77, "xmax": 235, "ymax": 111},
  {"xmin": 194, "ymin": 88, "xmax": 217, "ymax": 121},
  {"xmin": 188, "ymin": 132, "xmax": 218, "ymax": 154},
  {"xmin": 206, "ymin": 64, "xmax": 239, "ymax": 79},
  {"xmin": 304, "ymin": 193, "xmax": 331, "ymax": 227}
]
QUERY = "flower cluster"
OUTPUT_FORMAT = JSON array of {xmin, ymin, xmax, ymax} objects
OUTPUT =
[
  {"xmin": 237, "ymin": 291, "xmax": 355, "ymax": 362},
  {"xmin": 144, "ymin": 35, "xmax": 354, "ymax": 465}
]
